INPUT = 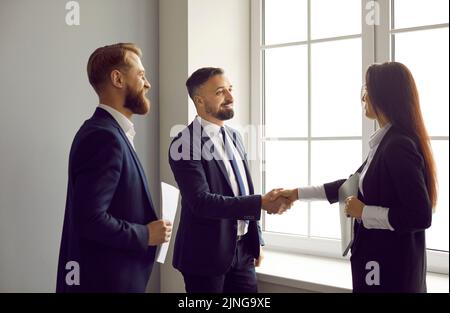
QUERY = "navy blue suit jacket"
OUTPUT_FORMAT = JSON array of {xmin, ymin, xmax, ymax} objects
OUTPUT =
[
  {"xmin": 56, "ymin": 108, "xmax": 158, "ymax": 292},
  {"xmin": 324, "ymin": 126, "xmax": 432, "ymax": 292},
  {"xmin": 169, "ymin": 119, "xmax": 264, "ymax": 276}
]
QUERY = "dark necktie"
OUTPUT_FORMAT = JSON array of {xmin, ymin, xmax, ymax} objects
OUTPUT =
[{"xmin": 220, "ymin": 127, "xmax": 247, "ymax": 197}]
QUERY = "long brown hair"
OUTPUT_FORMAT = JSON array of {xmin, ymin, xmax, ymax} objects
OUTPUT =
[{"xmin": 365, "ymin": 62, "xmax": 437, "ymax": 209}]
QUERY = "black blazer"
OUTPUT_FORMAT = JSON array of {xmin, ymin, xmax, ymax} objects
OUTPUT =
[
  {"xmin": 56, "ymin": 108, "xmax": 158, "ymax": 292},
  {"xmin": 169, "ymin": 119, "xmax": 264, "ymax": 276},
  {"xmin": 324, "ymin": 126, "xmax": 432, "ymax": 293}
]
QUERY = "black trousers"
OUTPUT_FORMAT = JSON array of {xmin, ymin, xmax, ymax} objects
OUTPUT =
[{"xmin": 182, "ymin": 239, "xmax": 258, "ymax": 293}]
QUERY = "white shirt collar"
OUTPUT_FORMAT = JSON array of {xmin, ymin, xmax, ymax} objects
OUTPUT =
[
  {"xmin": 98, "ymin": 104, "xmax": 136, "ymax": 140},
  {"xmin": 196, "ymin": 115, "xmax": 223, "ymax": 138},
  {"xmin": 369, "ymin": 123, "xmax": 392, "ymax": 149}
]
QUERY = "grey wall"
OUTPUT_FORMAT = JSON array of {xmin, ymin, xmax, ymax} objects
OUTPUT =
[
  {"xmin": 159, "ymin": 0, "xmax": 189, "ymax": 293},
  {"xmin": 0, "ymin": 0, "xmax": 160, "ymax": 292}
]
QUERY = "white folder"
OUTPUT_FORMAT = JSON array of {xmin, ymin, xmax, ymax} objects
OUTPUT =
[
  {"xmin": 338, "ymin": 173, "xmax": 360, "ymax": 256},
  {"xmin": 156, "ymin": 182, "xmax": 180, "ymax": 264}
]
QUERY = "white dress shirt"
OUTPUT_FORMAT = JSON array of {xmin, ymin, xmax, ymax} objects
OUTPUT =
[
  {"xmin": 198, "ymin": 116, "xmax": 250, "ymax": 236},
  {"xmin": 98, "ymin": 104, "xmax": 136, "ymax": 150},
  {"xmin": 297, "ymin": 124, "xmax": 395, "ymax": 231}
]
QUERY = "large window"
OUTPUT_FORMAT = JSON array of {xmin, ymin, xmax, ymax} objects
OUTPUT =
[
  {"xmin": 251, "ymin": 0, "xmax": 449, "ymax": 273},
  {"xmin": 391, "ymin": 0, "xmax": 449, "ymax": 253}
]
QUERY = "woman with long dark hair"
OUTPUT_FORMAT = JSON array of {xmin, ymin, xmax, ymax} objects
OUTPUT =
[{"xmin": 278, "ymin": 62, "xmax": 437, "ymax": 292}]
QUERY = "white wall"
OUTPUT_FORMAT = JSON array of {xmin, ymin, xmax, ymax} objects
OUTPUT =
[
  {"xmin": 0, "ymin": 0, "xmax": 160, "ymax": 292},
  {"xmin": 159, "ymin": 0, "xmax": 251, "ymax": 292},
  {"xmin": 188, "ymin": 0, "xmax": 251, "ymax": 127}
]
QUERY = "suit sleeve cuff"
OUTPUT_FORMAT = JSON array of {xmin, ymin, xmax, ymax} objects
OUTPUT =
[
  {"xmin": 298, "ymin": 185, "xmax": 327, "ymax": 201},
  {"xmin": 243, "ymin": 194, "xmax": 262, "ymax": 221},
  {"xmin": 362, "ymin": 205, "xmax": 395, "ymax": 231},
  {"xmin": 135, "ymin": 223, "xmax": 150, "ymax": 252}
]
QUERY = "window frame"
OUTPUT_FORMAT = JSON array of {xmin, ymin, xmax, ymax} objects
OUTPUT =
[{"xmin": 250, "ymin": 0, "xmax": 449, "ymax": 275}]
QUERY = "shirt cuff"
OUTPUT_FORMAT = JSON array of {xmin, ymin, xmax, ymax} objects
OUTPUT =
[
  {"xmin": 362, "ymin": 205, "xmax": 395, "ymax": 231},
  {"xmin": 297, "ymin": 185, "xmax": 327, "ymax": 201}
]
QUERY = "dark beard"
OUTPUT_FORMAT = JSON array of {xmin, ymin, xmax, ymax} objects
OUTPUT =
[
  {"xmin": 124, "ymin": 87, "xmax": 150, "ymax": 115},
  {"xmin": 207, "ymin": 102, "xmax": 234, "ymax": 121},
  {"xmin": 215, "ymin": 109, "xmax": 234, "ymax": 120}
]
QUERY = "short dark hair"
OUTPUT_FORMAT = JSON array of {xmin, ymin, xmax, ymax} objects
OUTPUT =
[
  {"xmin": 186, "ymin": 67, "xmax": 224, "ymax": 103},
  {"xmin": 87, "ymin": 43, "xmax": 142, "ymax": 95}
]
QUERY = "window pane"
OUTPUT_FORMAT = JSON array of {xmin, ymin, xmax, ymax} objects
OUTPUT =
[
  {"xmin": 264, "ymin": 0, "xmax": 308, "ymax": 45},
  {"xmin": 426, "ymin": 141, "xmax": 449, "ymax": 252},
  {"xmin": 264, "ymin": 140, "xmax": 308, "ymax": 235},
  {"xmin": 311, "ymin": 0, "xmax": 361, "ymax": 39},
  {"xmin": 265, "ymin": 46, "xmax": 308, "ymax": 138},
  {"xmin": 394, "ymin": 28, "xmax": 449, "ymax": 137},
  {"xmin": 311, "ymin": 38, "xmax": 362, "ymax": 137},
  {"xmin": 394, "ymin": 0, "xmax": 449, "ymax": 29},
  {"xmin": 310, "ymin": 140, "xmax": 362, "ymax": 239}
]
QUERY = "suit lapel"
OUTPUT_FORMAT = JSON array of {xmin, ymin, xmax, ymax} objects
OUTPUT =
[
  {"xmin": 94, "ymin": 108, "xmax": 155, "ymax": 210},
  {"xmin": 361, "ymin": 126, "xmax": 394, "ymax": 199},
  {"xmin": 356, "ymin": 159, "xmax": 368, "ymax": 174},
  {"xmin": 225, "ymin": 127, "xmax": 255, "ymax": 195},
  {"xmin": 193, "ymin": 119, "xmax": 254, "ymax": 195},
  {"xmin": 352, "ymin": 127, "xmax": 395, "ymax": 254},
  {"xmin": 117, "ymin": 126, "xmax": 155, "ymax": 209},
  {"xmin": 200, "ymin": 132, "xmax": 234, "ymax": 192},
  {"xmin": 193, "ymin": 118, "xmax": 234, "ymax": 192}
]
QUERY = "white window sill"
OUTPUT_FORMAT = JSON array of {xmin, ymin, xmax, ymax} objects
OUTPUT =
[{"xmin": 256, "ymin": 249, "xmax": 449, "ymax": 293}]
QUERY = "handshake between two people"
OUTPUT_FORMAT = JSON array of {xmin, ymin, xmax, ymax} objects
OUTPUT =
[
  {"xmin": 261, "ymin": 188, "xmax": 299, "ymax": 215},
  {"xmin": 144, "ymin": 188, "xmax": 302, "ymax": 245}
]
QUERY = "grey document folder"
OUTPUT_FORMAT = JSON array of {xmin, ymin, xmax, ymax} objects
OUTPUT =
[{"xmin": 338, "ymin": 173, "xmax": 360, "ymax": 256}]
